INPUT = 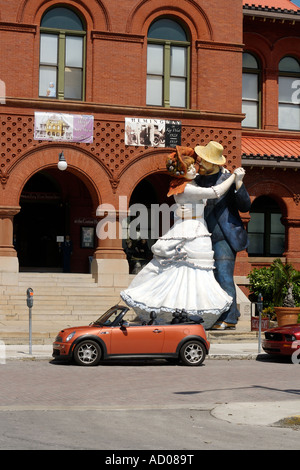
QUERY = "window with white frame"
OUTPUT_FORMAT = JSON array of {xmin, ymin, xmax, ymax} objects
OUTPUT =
[
  {"xmin": 278, "ymin": 56, "xmax": 300, "ymax": 131},
  {"xmin": 146, "ymin": 18, "xmax": 190, "ymax": 108},
  {"xmin": 39, "ymin": 7, "xmax": 85, "ymax": 100},
  {"xmin": 242, "ymin": 52, "xmax": 260, "ymax": 128}
]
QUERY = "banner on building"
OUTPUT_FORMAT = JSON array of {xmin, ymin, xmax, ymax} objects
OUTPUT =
[
  {"xmin": 125, "ymin": 118, "xmax": 181, "ymax": 148},
  {"xmin": 34, "ymin": 112, "xmax": 94, "ymax": 143}
]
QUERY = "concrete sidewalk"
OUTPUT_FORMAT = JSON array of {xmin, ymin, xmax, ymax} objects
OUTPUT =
[{"xmin": 1, "ymin": 342, "xmax": 266, "ymax": 361}]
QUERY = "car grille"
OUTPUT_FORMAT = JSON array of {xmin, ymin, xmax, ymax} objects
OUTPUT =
[
  {"xmin": 264, "ymin": 332, "xmax": 283, "ymax": 341},
  {"xmin": 263, "ymin": 347, "xmax": 281, "ymax": 353}
]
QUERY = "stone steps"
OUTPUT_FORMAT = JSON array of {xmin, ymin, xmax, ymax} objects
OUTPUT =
[
  {"xmin": 0, "ymin": 272, "xmax": 254, "ymax": 345},
  {"xmin": 0, "ymin": 272, "xmax": 125, "ymax": 343}
]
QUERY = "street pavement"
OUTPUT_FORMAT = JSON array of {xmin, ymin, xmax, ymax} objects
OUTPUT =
[{"xmin": 1, "ymin": 340, "xmax": 300, "ymax": 448}]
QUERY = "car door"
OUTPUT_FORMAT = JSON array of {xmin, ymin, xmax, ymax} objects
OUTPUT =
[{"xmin": 110, "ymin": 325, "xmax": 165, "ymax": 355}]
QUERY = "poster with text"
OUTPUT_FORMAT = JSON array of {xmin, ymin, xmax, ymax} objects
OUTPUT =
[
  {"xmin": 125, "ymin": 118, "xmax": 181, "ymax": 148},
  {"xmin": 34, "ymin": 112, "xmax": 94, "ymax": 143}
]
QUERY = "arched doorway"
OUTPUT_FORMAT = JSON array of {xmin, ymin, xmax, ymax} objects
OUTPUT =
[
  {"xmin": 14, "ymin": 168, "xmax": 95, "ymax": 273},
  {"xmin": 124, "ymin": 173, "xmax": 172, "ymax": 273}
]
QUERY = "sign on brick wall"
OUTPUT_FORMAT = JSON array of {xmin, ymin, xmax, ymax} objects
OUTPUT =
[
  {"xmin": 34, "ymin": 112, "xmax": 94, "ymax": 143},
  {"xmin": 125, "ymin": 118, "xmax": 181, "ymax": 148}
]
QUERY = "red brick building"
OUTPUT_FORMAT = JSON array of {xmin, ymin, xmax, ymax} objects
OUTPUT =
[
  {"xmin": 0, "ymin": 0, "xmax": 299, "ymax": 295},
  {"xmin": 241, "ymin": 0, "xmax": 300, "ymax": 282}
]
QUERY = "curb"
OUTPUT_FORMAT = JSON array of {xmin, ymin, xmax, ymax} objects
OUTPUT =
[
  {"xmin": 3, "ymin": 349, "xmax": 264, "ymax": 362},
  {"xmin": 208, "ymin": 353, "xmax": 260, "ymax": 360}
]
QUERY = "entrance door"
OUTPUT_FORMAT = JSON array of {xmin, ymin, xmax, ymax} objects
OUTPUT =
[
  {"xmin": 14, "ymin": 169, "xmax": 96, "ymax": 272},
  {"xmin": 14, "ymin": 172, "xmax": 65, "ymax": 269}
]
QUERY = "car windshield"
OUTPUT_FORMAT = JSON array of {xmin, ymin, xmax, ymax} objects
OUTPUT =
[{"xmin": 93, "ymin": 307, "xmax": 126, "ymax": 326}]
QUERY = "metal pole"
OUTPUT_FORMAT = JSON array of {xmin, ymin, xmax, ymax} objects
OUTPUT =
[
  {"xmin": 29, "ymin": 306, "xmax": 32, "ymax": 355},
  {"xmin": 257, "ymin": 293, "xmax": 263, "ymax": 354},
  {"xmin": 258, "ymin": 308, "xmax": 261, "ymax": 354},
  {"xmin": 26, "ymin": 288, "xmax": 33, "ymax": 355}
]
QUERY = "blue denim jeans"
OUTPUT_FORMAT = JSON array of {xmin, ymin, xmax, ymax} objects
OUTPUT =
[{"xmin": 212, "ymin": 239, "xmax": 240, "ymax": 324}]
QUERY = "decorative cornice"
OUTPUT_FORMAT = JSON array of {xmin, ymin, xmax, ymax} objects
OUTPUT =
[
  {"xmin": 2, "ymin": 97, "xmax": 245, "ymax": 123},
  {"xmin": 196, "ymin": 40, "xmax": 244, "ymax": 53},
  {"xmin": 0, "ymin": 21, "xmax": 37, "ymax": 33},
  {"xmin": 0, "ymin": 206, "xmax": 21, "ymax": 216},
  {"xmin": 282, "ymin": 216, "xmax": 300, "ymax": 226},
  {"xmin": 242, "ymin": 154, "xmax": 300, "ymax": 169},
  {"xmin": 242, "ymin": 153, "xmax": 299, "ymax": 161},
  {"xmin": 243, "ymin": 3, "xmax": 300, "ymax": 21},
  {"xmin": 91, "ymin": 30, "xmax": 144, "ymax": 43}
]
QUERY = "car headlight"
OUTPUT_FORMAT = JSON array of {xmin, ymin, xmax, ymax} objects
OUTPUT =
[
  {"xmin": 285, "ymin": 334, "xmax": 296, "ymax": 342},
  {"xmin": 66, "ymin": 331, "xmax": 76, "ymax": 342}
]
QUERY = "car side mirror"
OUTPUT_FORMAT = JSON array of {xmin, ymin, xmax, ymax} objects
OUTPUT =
[{"xmin": 120, "ymin": 320, "xmax": 129, "ymax": 330}]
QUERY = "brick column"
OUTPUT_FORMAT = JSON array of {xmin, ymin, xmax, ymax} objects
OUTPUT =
[
  {"xmin": 264, "ymin": 68, "xmax": 278, "ymax": 131},
  {"xmin": 0, "ymin": 206, "xmax": 20, "ymax": 285},
  {"xmin": 91, "ymin": 208, "xmax": 129, "ymax": 290},
  {"xmin": 234, "ymin": 213, "xmax": 251, "ymax": 277},
  {"xmin": 282, "ymin": 217, "xmax": 300, "ymax": 270}
]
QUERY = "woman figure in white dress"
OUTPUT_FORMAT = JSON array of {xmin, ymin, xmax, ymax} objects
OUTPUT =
[{"xmin": 120, "ymin": 146, "xmax": 244, "ymax": 329}]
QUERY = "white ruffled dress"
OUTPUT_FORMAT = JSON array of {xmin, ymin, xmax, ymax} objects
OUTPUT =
[{"xmin": 120, "ymin": 180, "xmax": 232, "ymax": 329}]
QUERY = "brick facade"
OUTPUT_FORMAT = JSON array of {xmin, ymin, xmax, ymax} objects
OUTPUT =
[
  {"xmin": 0, "ymin": 0, "xmax": 299, "ymax": 285},
  {"xmin": 242, "ymin": 5, "xmax": 300, "ymax": 273}
]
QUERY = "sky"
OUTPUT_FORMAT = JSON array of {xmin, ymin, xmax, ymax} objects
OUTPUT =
[{"xmin": 292, "ymin": 0, "xmax": 300, "ymax": 6}]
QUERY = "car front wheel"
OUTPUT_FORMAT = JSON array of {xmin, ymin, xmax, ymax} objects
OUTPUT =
[
  {"xmin": 180, "ymin": 341, "xmax": 206, "ymax": 366},
  {"xmin": 73, "ymin": 340, "xmax": 102, "ymax": 366}
]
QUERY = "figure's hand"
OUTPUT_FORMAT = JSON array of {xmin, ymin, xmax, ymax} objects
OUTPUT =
[
  {"xmin": 234, "ymin": 167, "xmax": 245, "ymax": 176},
  {"xmin": 234, "ymin": 167, "xmax": 245, "ymax": 190},
  {"xmin": 221, "ymin": 167, "xmax": 230, "ymax": 174}
]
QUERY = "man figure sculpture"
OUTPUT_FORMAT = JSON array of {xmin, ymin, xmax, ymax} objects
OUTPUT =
[{"xmin": 194, "ymin": 141, "xmax": 251, "ymax": 330}]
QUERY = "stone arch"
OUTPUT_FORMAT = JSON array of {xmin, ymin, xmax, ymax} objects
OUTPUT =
[
  {"xmin": 247, "ymin": 180, "xmax": 293, "ymax": 217},
  {"xmin": 126, "ymin": 0, "xmax": 212, "ymax": 41},
  {"xmin": 4, "ymin": 145, "xmax": 113, "ymax": 209},
  {"xmin": 243, "ymin": 32, "xmax": 272, "ymax": 70},
  {"xmin": 117, "ymin": 148, "xmax": 170, "ymax": 203},
  {"xmin": 17, "ymin": 0, "xmax": 111, "ymax": 31},
  {"xmin": 272, "ymin": 36, "xmax": 300, "ymax": 68}
]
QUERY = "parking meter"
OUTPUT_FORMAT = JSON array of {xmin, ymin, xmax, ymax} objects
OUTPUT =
[
  {"xmin": 257, "ymin": 293, "xmax": 263, "ymax": 315},
  {"xmin": 27, "ymin": 288, "xmax": 34, "ymax": 308},
  {"xmin": 26, "ymin": 288, "xmax": 33, "ymax": 354}
]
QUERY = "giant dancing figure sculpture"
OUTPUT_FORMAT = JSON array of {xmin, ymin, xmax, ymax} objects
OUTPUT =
[
  {"xmin": 194, "ymin": 141, "xmax": 251, "ymax": 330},
  {"xmin": 120, "ymin": 145, "xmax": 247, "ymax": 330}
]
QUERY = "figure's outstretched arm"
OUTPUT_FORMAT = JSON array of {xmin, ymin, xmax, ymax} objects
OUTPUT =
[{"xmin": 185, "ymin": 172, "xmax": 236, "ymax": 200}]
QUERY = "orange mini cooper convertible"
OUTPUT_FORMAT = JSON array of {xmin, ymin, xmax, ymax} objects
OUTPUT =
[{"xmin": 52, "ymin": 305, "xmax": 210, "ymax": 367}]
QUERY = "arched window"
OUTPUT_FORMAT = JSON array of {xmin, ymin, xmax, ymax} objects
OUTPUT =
[
  {"xmin": 248, "ymin": 196, "xmax": 285, "ymax": 256},
  {"xmin": 146, "ymin": 18, "xmax": 190, "ymax": 108},
  {"xmin": 39, "ymin": 7, "xmax": 86, "ymax": 100},
  {"xmin": 242, "ymin": 52, "xmax": 261, "ymax": 128},
  {"xmin": 278, "ymin": 56, "xmax": 300, "ymax": 130}
]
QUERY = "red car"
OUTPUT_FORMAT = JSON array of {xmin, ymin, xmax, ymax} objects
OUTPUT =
[
  {"xmin": 262, "ymin": 324, "xmax": 300, "ymax": 358},
  {"xmin": 52, "ymin": 305, "xmax": 210, "ymax": 367}
]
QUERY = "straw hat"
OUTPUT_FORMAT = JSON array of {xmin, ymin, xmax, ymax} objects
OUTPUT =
[
  {"xmin": 194, "ymin": 141, "xmax": 226, "ymax": 166},
  {"xmin": 166, "ymin": 146, "xmax": 196, "ymax": 177}
]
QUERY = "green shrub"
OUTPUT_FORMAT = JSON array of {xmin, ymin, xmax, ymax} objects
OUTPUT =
[{"xmin": 247, "ymin": 259, "xmax": 300, "ymax": 311}]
